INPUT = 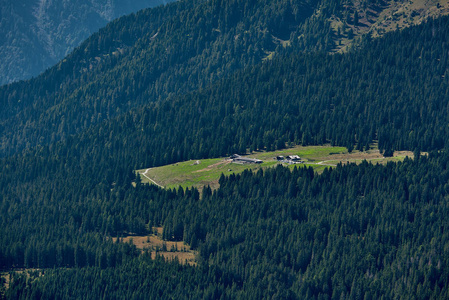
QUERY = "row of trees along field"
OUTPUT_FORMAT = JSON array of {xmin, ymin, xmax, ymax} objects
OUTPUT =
[{"xmin": 3, "ymin": 153, "xmax": 449, "ymax": 298}]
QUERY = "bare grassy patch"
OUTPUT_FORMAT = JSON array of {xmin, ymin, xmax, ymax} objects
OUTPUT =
[
  {"xmin": 1, "ymin": 269, "xmax": 42, "ymax": 291},
  {"xmin": 113, "ymin": 228, "xmax": 197, "ymax": 266}
]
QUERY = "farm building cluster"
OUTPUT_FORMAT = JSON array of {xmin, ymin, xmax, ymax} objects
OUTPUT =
[
  {"xmin": 230, "ymin": 154, "xmax": 263, "ymax": 164},
  {"xmin": 275, "ymin": 155, "xmax": 303, "ymax": 164},
  {"xmin": 228, "ymin": 154, "xmax": 303, "ymax": 165}
]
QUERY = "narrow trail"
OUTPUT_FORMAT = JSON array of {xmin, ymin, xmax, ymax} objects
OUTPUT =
[
  {"xmin": 193, "ymin": 160, "xmax": 230, "ymax": 173},
  {"xmin": 141, "ymin": 168, "xmax": 164, "ymax": 188},
  {"xmin": 316, "ymin": 160, "xmax": 338, "ymax": 166}
]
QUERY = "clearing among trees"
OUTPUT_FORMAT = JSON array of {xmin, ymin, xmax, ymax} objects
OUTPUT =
[
  {"xmin": 136, "ymin": 145, "xmax": 415, "ymax": 191},
  {"xmin": 113, "ymin": 227, "xmax": 197, "ymax": 266}
]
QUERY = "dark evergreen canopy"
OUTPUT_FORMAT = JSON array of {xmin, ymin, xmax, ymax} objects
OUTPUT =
[{"xmin": 1, "ymin": 0, "xmax": 449, "ymax": 299}]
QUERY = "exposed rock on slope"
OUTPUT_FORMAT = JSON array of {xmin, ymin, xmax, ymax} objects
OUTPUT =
[
  {"xmin": 0, "ymin": 0, "xmax": 172, "ymax": 85},
  {"xmin": 327, "ymin": 0, "xmax": 449, "ymax": 52}
]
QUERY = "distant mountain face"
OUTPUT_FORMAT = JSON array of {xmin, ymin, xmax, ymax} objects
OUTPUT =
[
  {"xmin": 0, "ymin": 0, "xmax": 173, "ymax": 85},
  {"xmin": 2, "ymin": 0, "xmax": 447, "ymax": 85}
]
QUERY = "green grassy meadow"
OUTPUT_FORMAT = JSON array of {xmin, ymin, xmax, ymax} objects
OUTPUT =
[{"xmin": 136, "ymin": 145, "xmax": 412, "ymax": 191}]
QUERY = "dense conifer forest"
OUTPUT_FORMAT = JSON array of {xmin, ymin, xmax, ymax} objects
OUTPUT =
[
  {"xmin": 1, "ymin": 0, "xmax": 449, "ymax": 299},
  {"xmin": 0, "ymin": 0, "xmax": 329, "ymax": 156},
  {"xmin": 4, "ymin": 157, "xmax": 449, "ymax": 298}
]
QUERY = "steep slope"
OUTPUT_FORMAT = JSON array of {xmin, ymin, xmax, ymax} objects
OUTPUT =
[
  {"xmin": 57, "ymin": 15, "xmax": 449, "ymax": 171},
  {"xmin": 0, "ymin": 0, "xmax": 172, "ymax": 85},
  {"xmin": 2, "ymin": 0, "xmax": 448, "ymax": 157},
  {"xmin": 0, "ymin": 0, "xmax": 323, "ymax": 156},
  {"xmin": 2, "ymin": 3, "xmax": 449, "ymax": 299}
]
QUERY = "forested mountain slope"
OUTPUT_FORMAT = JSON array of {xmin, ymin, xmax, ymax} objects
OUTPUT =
[
  {"xmin": 2, "ymin": 1, "xmax": 449, "ymax": 299},
  {"xmin": 326, "ymin": 0, "xmax": 449, "ymax": 52},
  {"xmin": 2, "ymin": 0, "xmax": 448, "ymax": 157},
  {"xmin": 1, "ymin": 7, "xmax": 449, "ymax": 270},
  {"xmin": 48, "ymin": 15, "xmax": 449, "ymax": 171},
  {"xmin": 3, "ymin": 151, "xmax": 449, "ymax": 299},
  {"xmin": 0, "ymin": 0, "xmax": 326, "ymax": 157},
  {"xmin": 0, "ymin": 0, "xmax": 172, "ymax": 85}
]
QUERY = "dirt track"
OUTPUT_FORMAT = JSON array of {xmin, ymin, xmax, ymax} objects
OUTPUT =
[{"xmin": 193, "ymin": 160, "xmax": 230, "ymax": 173}]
